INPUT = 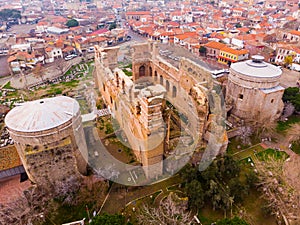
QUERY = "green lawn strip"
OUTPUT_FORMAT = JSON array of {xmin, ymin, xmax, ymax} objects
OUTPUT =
[
  {"xmin": 227, "ymin": 138, "xmax": 251, "ymax": 155},
  {"xmin": 101, "ymin": 175, "xmax": 182, "ymax": 214},
  {"xmin": 125, "ymin": 189, "xmax": 162, "ymax": 207},
  {"xmin": 47, "ymin": 87, "xmax": 62, "ymax": 95},
  {"xmin": 3, "ymin": 81, "xmax": 14, "ymax": 90},
  {"xmin": 61, "ymin": 79, "xmax": 80, "ymax": 88},
  {"xmin": 232, "ymin": 144, "xmax": 265, "ymax": 161},
  {"xmin": 122, "ymin": 69, "xmax": 132, "ymax": 76}
]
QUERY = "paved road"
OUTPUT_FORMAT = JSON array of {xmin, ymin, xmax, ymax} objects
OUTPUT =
[{"xmin": 0, "ymin": 56, "xmax": 10, "ymax": 77}]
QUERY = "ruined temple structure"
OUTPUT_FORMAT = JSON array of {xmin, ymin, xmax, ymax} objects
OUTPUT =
[
  {"xmin": 94, "ymin": 41, "xmax": 228, "ymax": 179},
  {"xmin": 226, "ymin": 55, "xmax": 284, "ymax": 125},
  {"xmin": 5, "ymin": 96, "xmax": 88, "ymax": 187}
]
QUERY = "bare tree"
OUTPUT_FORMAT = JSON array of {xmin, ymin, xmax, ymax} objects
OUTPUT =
[
  {"xmin": 281, "ymin": 103, "xmax": 295, "ymax": 120},
  {"xmin": 53, "ymin": 175, "xmax": 81, "ymax": 205},
  {"xmin": 0, "ymin": 186, "xmax": 49, "ymax": 225},
  {"xmin": 32, "ymin": 63, "xmax": 45, "ymax": 82},
  {"xmin": 137, "ymin": 193, "xmax": 193, "ymax": 225},
  {"xmin": 239, "ymin": 126, "xmax": 253, "ymax": 145},
  {"xmin": 248, "ymin": 119, "xmax": 277, "ymax": 139},
  {"xmin": 286, "ymin": 123, "xmax": 300, "ymax": 144},
  {"xmin": 255, "ymin": 156, "xmax": 300, "ymax": 224},
  {"xmin": 56, "ymin": 58, "xmax": 65, "ymax": 75}
]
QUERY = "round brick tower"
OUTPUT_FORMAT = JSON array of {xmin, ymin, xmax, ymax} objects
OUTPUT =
[
  {"xmin": 5, "ymin": 96, "xmax": 87, "ymax": 185},
  {"xmin": 226, "ymin": 55, "xmax": 284, "ymax": 123}
]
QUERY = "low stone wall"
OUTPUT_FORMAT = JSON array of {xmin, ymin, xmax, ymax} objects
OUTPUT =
[{"xmin": 10, "ymin": 53, "xmax": 94, "ymax": 89}]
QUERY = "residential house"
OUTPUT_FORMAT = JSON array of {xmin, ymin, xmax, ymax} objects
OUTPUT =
[
  {"xmin": 204, "ymin": 41, "xmax": 226, "ymax": 59},
  {"xmin": 170, "ymin": 11, "xmax": 183, "ymax": 22},
  {"xmin": 218, "ymin": 47, "xmax": 249, "ymax": 65},
  {"xmin": 126, "ymin": 11, "xmax": 151, "ymax": 21},
  {"xmin": 283, "ymin": 30, "xmax": 300, "ymax": 42},
  {"xmin": 182, "ymin": 37, "xmax": 200, "ymax": 53},
  {"xmin": 292, "ymin": 47, "xmax": 300, "ymax": 63},
  {"xmin": 244, "ymin": 40, "xmax": 265, "ymax": 56},
  {"xmin": 274, "ymin": 44, "xmax": 295, "ymax": 64},
  {"xmin": 174, "ymin": 32, "xmax": 197, "ymax": 47},
  {"xmin": 7, "ymin": 51, "xmax": 36, "ymax": 74},
  {"xmin": 45, "ymin": 47, "xmax": 63, "ymax": 63},
  {"xmin": 232, "ymin": 8, "xmax": 245, "ymax": 17},
  {"xmin": 11, "ymin": 43, "xmax": 31, "ymax": 53}
]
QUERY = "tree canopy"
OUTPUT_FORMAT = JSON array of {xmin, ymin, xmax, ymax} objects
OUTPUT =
[
  {"xmin": 284, "ymin": 55, "xmax": 293, "ymax": 67},
  {"xmin": 109, "ymin": 22, "xmax": 117, "ymax": 30},
  {"xmin": 199, "ymin": 46, "xmax": 207, "ymax": 55},
  {"xmin": 235, "ymin": 23, "xmax": 242, "ymax": 28},
  {"xmin": 66, "ymin": 19, "xmax": 79, "ymax": 28},
  {"xmin": 90, "ymin": 213, "xmax": 125, "ymax": 225},
  {"xmin": 181, "ymin": 155, "xmax": 249, "ymax": 213},
  {"xmin": 283, "ymin": 87, "xmax": 300, "ymax": 111},
  {"xmin": 0, "ymin": 9, "xmax": 21, "ymax": 21}
]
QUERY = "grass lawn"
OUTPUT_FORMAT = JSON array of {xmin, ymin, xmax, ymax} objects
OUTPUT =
[
  {"xmin": 47, "ymin": 87, "xmax": 62, "ymax": 95},
  {"xmin": 77, "ymin": 99, "xmax": 90, "ymax": 114},
  {"xmin": 227, "ymin": 137, "xmax": 253, "ymax": 155},
  {"xmin": 237, "ymin": 156, "xmax": 278, "ymax": 225},
  {"xmin": 242, "ymin": 189, "xmax": 277, "ymax": 225},
  {"xmin": 61, "ymin": 79, "xmax": 80, "ymax": 88},
  {"xmin": 3, "ymin": 81, "xmax": 14, "ymax": 90},
  {"xmin": 101, "ymin": 175, "xmax": 182, "ymax": 214},
  {"xmin": 232, "ymin": 144, "xmax": 265, "ymax": 161},
  {"xmin": 256, "ymin": 148, "xmax": 288, "ymax": 161},
  {"xmin": 198, "ymin": 205, "xmax": 224, "ymax": 225},
  {"xmin": 44, "ymin": 202, "xmax": 92, "ymax": 225},
  {"xmin": 291, "ymin": 141, "xmax": 300, "ymax": 154},
  {"xmin": 277, "ymin": 115, "xmax": 300, "ymax": 132}
]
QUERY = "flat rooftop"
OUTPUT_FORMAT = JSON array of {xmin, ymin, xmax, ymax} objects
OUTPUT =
[{"xmin": 157, "ymin": 43, "xmax": 222, "ymax": 71}]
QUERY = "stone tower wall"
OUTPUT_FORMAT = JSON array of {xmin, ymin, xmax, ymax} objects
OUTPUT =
[
  {"xmin": 226, "ymin": 67, "xmax": 284, "ymax": 122},
  {"xmin": 7, "ymin": 107, "xmax": 87, "ymax": 185}
]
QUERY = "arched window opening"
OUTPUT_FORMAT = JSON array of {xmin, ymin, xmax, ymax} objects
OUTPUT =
[
  {"xmin": 160, "ymin": 75, "xmax": 163, "ymax": 85},
  {"xmin": 116, "ymin": 72, "xmax": 119, "ymax": 87},
  {"xmin": 166, "ymin": 80, "xmax": 170, "ymax": 91},
  {"xmin": 154, "ymin": 71, "xmax": 158, "ymax": 81},
  {"xmin": 139, "ymin": 65, "xmax": 146, "ymax": 77},
  {"xmin": 172, "ymin": 86, "xmax": 177, "ymax": 98}
]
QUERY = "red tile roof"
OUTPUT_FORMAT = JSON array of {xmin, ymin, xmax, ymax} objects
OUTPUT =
[
  {"xmin": 126, "ymin": 11, "xmax": 151, "ymax": 16},
  {"xmin": 220, "ymin": 46, "xmax": 249, "ymax": 55},
  {"xmin": 205, "ymin": 41, "xmax": 226, "ymax": 50},
  {"xmin": 290, "ymin": 30, "xmax": 300, "ymax": 36}
]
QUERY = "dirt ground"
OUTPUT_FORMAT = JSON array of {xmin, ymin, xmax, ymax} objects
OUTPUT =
[
  {"xmin": 280, "ymin": 68, "xmax": 300, "ymax": 88},
  {"xmin": 283, "ymin": 152, "xmax": 300, "ymax": 224},
  {"xmin": 7, "ymin": 24, "xmax": 36, "ymax": 34},
  {"xmin": 283, "ymin": 152, "xmax": 300, "ymax": 195}
]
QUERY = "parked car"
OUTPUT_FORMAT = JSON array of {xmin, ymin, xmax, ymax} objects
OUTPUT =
[
  {"xmin": 87, "ymin": 47, "xmax": 95, "ymax": 53},
  {"xmin": 64, "ymin": 54, "xmax": 77, "ymax": 61}
]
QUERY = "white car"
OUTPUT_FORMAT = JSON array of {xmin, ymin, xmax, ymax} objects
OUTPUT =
[
  {"xmin": 64, "ymin": 54, "xmax": 77, "ymax": 61},
  {"xmin": 87, "ymin": 47, "xmax": 95, "ymax": 53}
]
